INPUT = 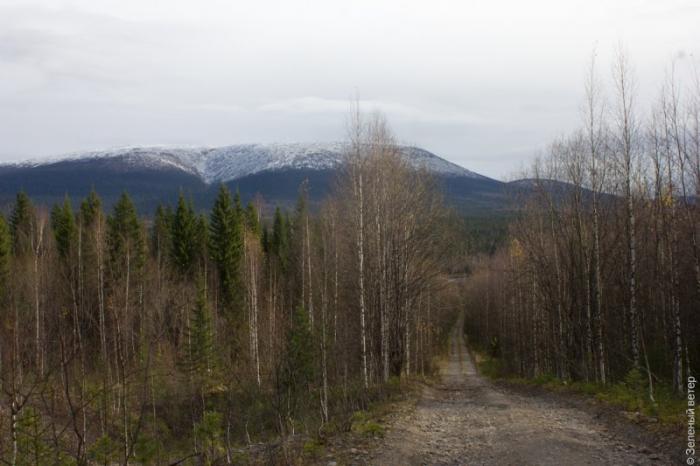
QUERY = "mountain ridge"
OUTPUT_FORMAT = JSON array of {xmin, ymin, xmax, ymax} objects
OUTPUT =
[
  {"xmin": 3, "ymin": 143, "xmax": 489, "ymax": 184},
  {"xmin": 0, "ymin": 143, "xmax": 507, "ymax": 215}
]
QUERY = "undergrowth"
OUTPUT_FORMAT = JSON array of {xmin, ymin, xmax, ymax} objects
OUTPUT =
[{"xmin": 472, "ymin": 350, "xmax": 686, "ymax": 426}]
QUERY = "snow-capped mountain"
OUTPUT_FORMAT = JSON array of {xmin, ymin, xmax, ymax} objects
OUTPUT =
[
  {"xmin": 0, "ymin": 143, "xmax": 505, "ymax": 214},
  {"xmin": 14, "ymin": 143, "xmax": 485, "ymax": 184}
]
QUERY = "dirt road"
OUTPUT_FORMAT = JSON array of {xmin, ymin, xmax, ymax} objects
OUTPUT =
[{"xmin": 370, "ymin": 318, "xmax": 675, "ymax": 465}]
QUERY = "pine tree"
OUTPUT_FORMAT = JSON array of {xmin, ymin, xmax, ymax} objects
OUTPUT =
[
  {"xmin": 170, "ymin": 193, "xmax": 199, "ymax": 275},
  {"xmin": 209, "ymin": 185, "xmax": 243, "ymax": 314},
  {"xmin": 10, "ymin": 191, "xmax": 35, "ymax": 255},
  {"xmin": 51, "ymin": 196, "xmax": 76, "ymax": 260}
]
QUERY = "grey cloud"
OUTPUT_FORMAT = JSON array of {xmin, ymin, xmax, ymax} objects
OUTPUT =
[{"xmin": 0, "ymin": 0, "xmax": 698, "ymax": 179}]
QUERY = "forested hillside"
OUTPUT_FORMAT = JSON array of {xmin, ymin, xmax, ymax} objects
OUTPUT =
[
  {"xmin": 0, "ymin": 144, "xmax": 505, "ymax": 216},
  {"xmin": 464, "ymin": 51, "xmax": 699, "ymax": 402},
  {"xmin": 0, "ymin": 113, "xmax": 459, "ymax": 464}
]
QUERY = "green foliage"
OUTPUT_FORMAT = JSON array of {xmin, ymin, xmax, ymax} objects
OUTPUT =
[
  {"xmin": 151, "ymin": 204, "xmax": 173, "ymax": 261},
  {"xmin": 476, "ymin": 355, "xmax": 505, "ymax": 379},
  {"xmin": 245, "ymin": 201, "xmax": 261, "ymax": 237},
  {"xmin": 0, "ymin": 214, "xmax": 10, "ymax": 295},
  {"xmin": 51, "ymin": 196, "xmax": 76, "ymax": 260},
  {"xmin": 209, "ymin": 185, "xmax": 243, "ymax": 314},
  {"xmin": 531, "ymin": 373, "xmax": 558, "ymax": 386},
  {"xmin": 593, "ymin": 381, "xmax": 687, "ymax": 423},
  {"xmin": 233, "ymin": 190, "xmax": 243, "ymax": 216},
  {"xmin": 16, "ymin": 407, "xmax": 52, "ymax": 466},
  {"xmin": 593, "ymin": 368, "xmax": 648, "ymax": 414},
  {"xmin": 479, "ymin": 350, "xmax": 686, "ymax": 426},
  {"xmin": 455, "ymin": 214, "xmax": 512, "ymax": 261},
  {"xmin": 293, "ymin": 183, "xmax": 309, "ymax": 245},
  {"xmin": 354, "ymin": 420, "xmax": 385, "ymax": 438},
  {"xmin": 10, "ymin": 190, "xmax": 35, "ymax": 255},
  {"xmin": 107, "ymin": 192, "xmax": 145, "ymax": 273},
  {"xmin": 194, "ymin": 411, "xmax": 225, "ymax": 465},
  {"xmin": 261, "ymin": 226, "xmax": 270, "ymax": 253},
  {"xmin": 302, "ymin": 438, "xmax": 325, "ymax": 457},
  {"xmin": 386, "ymin": 376, "xmax": 402, "ymax": 393},
  {"xmin": 275, "ymin": 306, "xmax": 316, "ymax": 431},
  {"xmin": 79, "ymin": 189, "xmax": 102, "ymax": 227},
  {"xmin": 88, "ymin": 434, "xmax": 120, "ymax": 464},
  {"xmin": 294, "ymin": 182, "xmax": 308, "ymax": 220},
  {"xmin": 271, "ymin": 207, "xmax": 289, "ymax": 271},
  {"xmin": 171, "ymin": 193, "xmax": 199, "ymax": 275},
  {"xmin": 488, "ymin": 336, "xmax": 500, "ymax": 358},
  {"xmin": 350, "ymin": 410, "xmax": 385, "ymax": 438},
  {"xmin": 195, "ymin": 213, "xmax": 209, "ymax": 264},
  {"xmin": 623, "ymin": 367, "xmax": 645, "ymax": 394},
  {"xmin": 284, "ymin": 306, "xmax": 316, "ymax": 392},
  {"xmin": 133, "ymin": 433, "xmax": 161, "ymax": 464},
  {"xmin": 182, "ymin": 282, "xmax": 218, "ymax": 388}
]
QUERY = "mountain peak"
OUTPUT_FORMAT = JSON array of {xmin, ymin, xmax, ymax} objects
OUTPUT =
[{"xmin": 7, "ymin": 143, "xmax": 486, "ymax": 184}]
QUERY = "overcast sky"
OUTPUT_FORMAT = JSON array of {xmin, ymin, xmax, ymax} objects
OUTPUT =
[{"xmin": 0, "ymin": 0, "xmax": 698, "ymax": 179}]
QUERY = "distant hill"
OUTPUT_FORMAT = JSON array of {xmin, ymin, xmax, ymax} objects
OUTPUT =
[{"xmin": 0, "ymin": 143, "xmax": 512, "ymax": 215}]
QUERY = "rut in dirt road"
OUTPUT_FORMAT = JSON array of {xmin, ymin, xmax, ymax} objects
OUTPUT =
[{"xmin": 371, "ymin": 318, "xmax": 674, "ymax": 466}]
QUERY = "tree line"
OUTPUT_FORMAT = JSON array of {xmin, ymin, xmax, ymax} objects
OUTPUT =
[
  {"xmin": 0, "ymin": 112, "xmax": 457, "ymax": 464},
  {"xmin": 464, "ymin": 50, "xmax": 699, "ymax": 399}
]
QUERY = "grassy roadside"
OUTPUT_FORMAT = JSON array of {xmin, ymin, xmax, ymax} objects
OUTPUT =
[
  {"xmin": 471, "ymin": 349, "xmax": 687, "ymax": 427},
  {"xmin": 296, "ymin": 376, "xmax": 427, "ymax": 465},
  {"xmin": 297, "ymin": 340, "xmax": 452, "ymax": 466}
]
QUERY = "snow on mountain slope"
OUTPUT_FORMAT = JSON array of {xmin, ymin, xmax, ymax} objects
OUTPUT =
[{"xmin": 10, "ymin": 143, "xmax": 486, "ymax": 184}]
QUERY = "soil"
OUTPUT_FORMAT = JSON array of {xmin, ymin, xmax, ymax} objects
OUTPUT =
[{"xmin": 327, "ymin": 315, "xmax": 682, "ymax": 466}]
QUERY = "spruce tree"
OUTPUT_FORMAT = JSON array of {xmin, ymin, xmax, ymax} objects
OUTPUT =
[
  {"xmin": 10, "ymin": 191, "xmax": 35, "ymax": 255},
  {"xmin": 0, "ymin": 214, "xmax": 10, "ymax": 297},
  {"xmin": 277, "ymin": 306, "xmax": 316, "ymax": 425},
  {"xmin": 151, "ymin": 204, "xmax": 173, "ymax": 261},
  {"xmin": 245, "ymin": 201, "xmax": 261, "ymax": 237},
  {"xmin": 195, "ymin": 213, "xmax": 209, "ymax": 271},
  {"xmin": 107, "ymin": 192, "xmax": 144, "ymax": 276},
  {"xmin": 79, "ymin": 189, "xmax": 102, "ymax": 228},
  {"xmin": 171, "ymin": 193, "xmax": 198, "ymax": 275},
  {"xmin": 271, "ymin": 207, "xmax": 289, "ymax": 271},
  {"xmin": 16, "ymin": 407, "xmax": 52, "ymax": 466},
  {"xmin": 261, "ymin": 226, "xmax": 270, "ymax": 254},
  {"xmin": 285, "ymin": 306, "xmax": 315, "ymax": 388},
  {"xmin": 50, "ymin": 196, "xmax": 76, "ymax": 260},
  {"xmin": 209, "ymin": 185, "xmax": 243, "ymax": 314},
  {"xmin": 233, "ymin": 190, "xmax": 243, "ymax": 218},
  {"xmin": 183, "ymin": 281, "xmax": 217, "ymax": 386}
]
